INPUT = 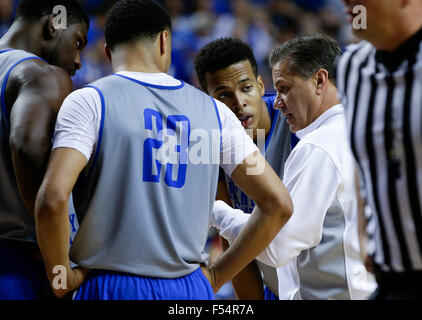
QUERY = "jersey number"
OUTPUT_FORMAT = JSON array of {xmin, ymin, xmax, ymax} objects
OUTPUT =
[{"xmin": 143, "ymin": 108, "xmax": 190, "ymax": 188}]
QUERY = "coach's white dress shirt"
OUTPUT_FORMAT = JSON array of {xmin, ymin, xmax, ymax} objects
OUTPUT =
[{"xmin": 211, "ymin": 104, "xmax": 377, "ymax": 299}]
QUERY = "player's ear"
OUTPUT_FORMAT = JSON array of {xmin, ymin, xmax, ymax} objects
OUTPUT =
[
  {"xmin": 159, "ymin": 30, "xmax": 170, "ymax": 57},
  {"xmin": 104, "ymin": 43, "xmax": 112, "ymax": 63},
  {"xmin": 257, "ymin": 75, "xmax": 265, "ymax": 97},
  {"xmin": 45, "ymin": 14, "xmax": 59, "ymax": 39}
]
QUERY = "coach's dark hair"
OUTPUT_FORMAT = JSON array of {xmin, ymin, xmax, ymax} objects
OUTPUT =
[
  {"xmin": 15, "ymin": 0, "xmax": 89, "ymax": 28},
  {"xmin": 104, "ymin": 0, "xmax": 172, "ymax": 51},
  {"xmin": 194, "ymin": 37, "xmax": 259, "ymax": 93},
  {"xmin": 269, "ymin": 34, "xmax": 341, "ymax": 84}
]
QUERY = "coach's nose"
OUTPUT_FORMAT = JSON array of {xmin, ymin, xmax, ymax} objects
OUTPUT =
[{"xmin": 274, "ymin": 92, "xmax": 286, "ymax": 110}]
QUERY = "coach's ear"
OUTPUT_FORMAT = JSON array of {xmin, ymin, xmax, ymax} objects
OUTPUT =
[
  {"xmin": 314, "ymin": 68, "xmax": 329, "ymax": 95},
  {"xmin": 104, "ymin": 43, "xmax": 112, "ymax": 63}
]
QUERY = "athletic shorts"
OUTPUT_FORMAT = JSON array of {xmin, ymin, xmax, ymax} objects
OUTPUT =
[
  {"xmin": 264, "ymin": 286, "xmax": 279, "ymax": 300},
  {"xmin": 0, "ymin": 243, "xmax": 52, "ymax": 300},
  {"xmin": 72, "ymin": 267, "xmax": 215, "ymax": 300}
]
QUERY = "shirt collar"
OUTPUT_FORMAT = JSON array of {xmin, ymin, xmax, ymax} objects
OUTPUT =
[
  {"xmin": 295, "ymin": 104, "xmax": 343, "ymax": 139},
  {"xmin": 375, "ymin": 27, "xmax": 422, "ymax": 72},
  {"xmin": 116, "ymin": 71, "xmax": 181, "ymax": 86}
]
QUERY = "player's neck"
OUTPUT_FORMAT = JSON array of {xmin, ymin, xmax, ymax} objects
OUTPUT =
[
  {"xmin": 0, "ymin": 20, "xmax": 42, "ymax": 56},
  {"xmin": 254, "ymin": 100, "xmax": 272, "ymax": 143},
  {"xmin": 111, "ymin": 44, "xmax": 168, "ymax": 74}
]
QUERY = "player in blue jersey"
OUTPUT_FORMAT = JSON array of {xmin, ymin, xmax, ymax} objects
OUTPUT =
[
  {"xmin": 195, "ymin": 38, "xmax": 297, "ymax": 300},
  {"xmin": 0, "ymin": 0, "xmax": 89, "ymax": 300},
  {"xmin": 34, "ymin": 0, "xmax": 293, "ymax": 300}
]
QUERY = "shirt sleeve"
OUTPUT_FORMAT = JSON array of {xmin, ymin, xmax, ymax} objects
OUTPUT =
[
  {"xmin": 215, "ymin": 99, "xmax": 259, "ymax": 176},
  {"xmin": 52, "ymin": 87, "xmax": 101, "ymax": 161},
  {"xmin": 212, "ymin": 143, "xmax": 342, "ymax": 268}
]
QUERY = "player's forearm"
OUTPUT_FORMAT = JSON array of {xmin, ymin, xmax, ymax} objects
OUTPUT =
[
  {"xmin": 35, "ymin": 189, "xmax": 71, "ymax": 285},
  {"xmin": 210, "ymin": 200, "xmax": 292, "ymax": 290},
  {"xmin": 220, "ymin": 237, "xmax": 265, "ymax": 300}
]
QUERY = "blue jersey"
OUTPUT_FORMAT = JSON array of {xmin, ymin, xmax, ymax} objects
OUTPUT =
[
  {"xmin": 222, "ymin": 93, "xmax": 292, "ymax": 212},
  {"xmin": 221, "ymin": 92, "xmax": 292, "ymax": 298},
  {"xmin": 0, "ymin": 49, "xmax": 54, "ymax": 300}
]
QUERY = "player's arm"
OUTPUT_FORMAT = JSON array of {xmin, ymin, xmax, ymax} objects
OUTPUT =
[
  {"xmin": 212, "ymin": 144, "xmax": 340, "ymax": 268},
  {"xmin": 216, "ymin": 180, "xmax": 265, "ymax": 300},
  {"xmin": 8, "ymin": 61, "xmax": 73, "ymax": 217},
  {"xmin": 34, "ymin": 88, "xmax": 98, "ymax": 298},
  {"xmin": 35, "ymin": 147, "xmax": 90, "ymax": 298},
  {"xmin": 206, "ymin": 150, "xmax": 293, "ymax": 292},
  {"xmin": 216, "ymin": 180, "xmax": 232, "ymax": 205}
]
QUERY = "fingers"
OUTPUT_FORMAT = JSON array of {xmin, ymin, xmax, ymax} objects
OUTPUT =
[
  {"xmin": 201, "ymin": 266, "xmax": 212, "ymax": 283},
  {"xmin": 52, "ymin": 267, "xmax": 91, "ymax": 299},
  {"xmin": 74, "ymin": 267, "xmax": 91, "ymax": 280}
]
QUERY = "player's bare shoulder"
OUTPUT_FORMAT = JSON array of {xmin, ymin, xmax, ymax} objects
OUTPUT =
[
  {"xmin": 6, "ymin": 58, "xmax": 73, "ymax": 113},
  {"xmin": 13, "ymin": 58, "xmax": 73, "ymax": 93}
]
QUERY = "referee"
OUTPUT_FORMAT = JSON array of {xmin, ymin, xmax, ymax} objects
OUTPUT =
[{"xmin": 338, "ymin": 0, "xmax": 422, "ymax": 299}]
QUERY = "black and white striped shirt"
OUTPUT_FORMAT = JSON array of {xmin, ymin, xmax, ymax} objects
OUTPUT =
[{"xmin": 337, "ymin": 28, "xmax": 422, "ymax": 273}]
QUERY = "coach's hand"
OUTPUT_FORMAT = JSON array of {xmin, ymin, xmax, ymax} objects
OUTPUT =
[{"xmin": 51, "ymin": 267, "xmax": 91, "ymax": 299}]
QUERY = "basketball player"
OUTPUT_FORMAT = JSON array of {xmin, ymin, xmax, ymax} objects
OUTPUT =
[
  {"xmin": 34, "ymin": 0, "xmax": 293, "ymax": 300},
  {"xmin": 195, "ymin": 37, "xmax": 296, "ymax": 300},
  {"xmin": 0, "ymin": 0, "xmax": 89, "ymax": 300}
]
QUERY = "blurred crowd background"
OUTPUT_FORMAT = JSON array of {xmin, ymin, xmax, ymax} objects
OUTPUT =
[
  {"xmin": 0, "ymin": 0, "xmax": 357, "ymax": 299},
  {"xmin": 0, "ymin": 0, "xmax": 357, "ymax": 91}
]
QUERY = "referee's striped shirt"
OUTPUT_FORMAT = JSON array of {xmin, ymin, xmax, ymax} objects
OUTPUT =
[{"xmin": 337, "ymin": 28, "xmax": 422, "ymax": 273}]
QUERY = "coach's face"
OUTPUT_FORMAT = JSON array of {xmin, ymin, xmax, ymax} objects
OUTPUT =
[
  {"xmin": 204, "ymin": 60, "xmax": 267, "ymax": 136},
  {"xmin": 272, "ymin": 60, "xmax": 321, "ymax": 133}
]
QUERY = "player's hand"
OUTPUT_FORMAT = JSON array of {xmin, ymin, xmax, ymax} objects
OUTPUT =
[
  {"xmin": 51, "ymin": 267, "xmax": 91, "ymax": 299},
  {"xmin": 201, "ymin": 265, "xmax": 222, "ymax": 293}
]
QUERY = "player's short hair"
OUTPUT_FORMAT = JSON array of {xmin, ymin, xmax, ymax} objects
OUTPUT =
[
  {"xmin": 194, "ymin": 37, "xmax": 259, "ymax": 93},
  {"xmin": 15, "ymin": 0, "xmax": 89, "ymax": 28},
  {"xmin": 269, "ymin": 34, "xmax": 341, "ymax": 84},
  {"xmin": 104, "ymin": 0, "xmax": 172, "ymax": 51}
]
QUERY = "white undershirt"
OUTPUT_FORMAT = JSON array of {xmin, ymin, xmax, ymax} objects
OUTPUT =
[{"xmin": 52, "ymin": 71, "xmax": 258, "ymax": 176}]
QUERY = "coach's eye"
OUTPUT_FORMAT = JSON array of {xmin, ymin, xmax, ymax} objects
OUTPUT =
[
  {"xmin": 280, "ymin": 86, "xmax": 289, "ymax": 94},
  {"xmin": 76, "ymin": 40, "xmax": 81, "ymax": 49}
]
